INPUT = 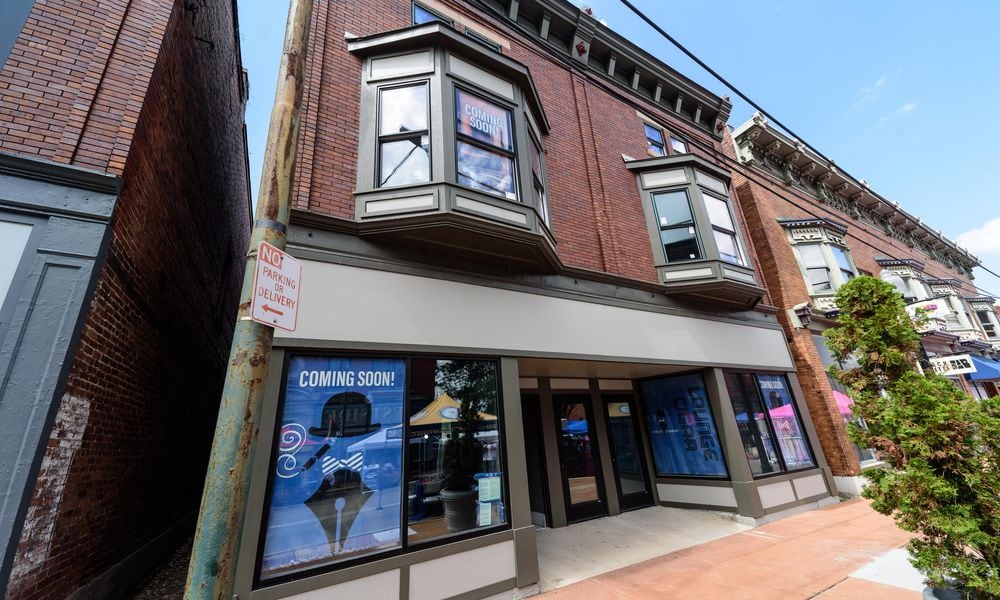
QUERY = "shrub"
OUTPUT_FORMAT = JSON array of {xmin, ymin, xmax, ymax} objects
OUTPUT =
[{"xmin": 825, "ymin": 276, "xmax": 1000, "ymax": 598}]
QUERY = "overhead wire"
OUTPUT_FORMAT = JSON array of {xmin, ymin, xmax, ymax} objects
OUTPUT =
[{"xmin": 614, "ymin": 0, "xmax": 1000, "ymax": 300}]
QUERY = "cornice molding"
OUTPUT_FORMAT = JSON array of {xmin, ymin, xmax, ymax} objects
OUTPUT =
[{"xmin": 731, "ymin": 114, "xmax": 979, "ymax": 276}]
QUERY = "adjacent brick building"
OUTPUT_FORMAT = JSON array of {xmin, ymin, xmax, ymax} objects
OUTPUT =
[
  {"xmin": 226, "ymin": 1, "xmax": 839, "ymax": 598},
  {"xmin": 0, "ymin": 0, "xmax": 251, "ymax": 598},
  {"xmin": 729, "ymin": 112, "xmax": 998, "ymax": 494}
]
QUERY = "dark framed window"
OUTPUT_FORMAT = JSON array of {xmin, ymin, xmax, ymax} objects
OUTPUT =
[
  {"xmin": 377, "ymin": 83, "xmax": 431, "ymax": 187},
  {"xmin": 644, "ymin": 123, "xmax": 665, "ymax": 156},
  {"xmin": 651, "ymin": 189, "xmax": 702, "ymax": 263},
  {"xmin": 830, "ymin": 245, "xmax": 855, "ymax": 284},
  {"xmin": 638, "ymin": 373, "xmax": 728, "ymax": 478},
  {"xmin": 465, "ymin": 28, "xmax": 501, "ymax": 53},
  {"xmin": 669, "ymin": 136, "xmax": 688, "ymax": 154},
  {"xmin": 412, "ymin": 2, "xmax": 452, "ymax": 25},
  {"xmin": 976, "ymin": 310, "xmax": 997, "ymax": 337},
  {"xmin": 797, "ymin": 243, "xmax": 832, "ymax": 293},
  {"xmin": 256, "ymin": 354, "xmax": 508, "ymax": 586},
  {"xmin": 528, "ymin": 131, "xmax": 549, "ymax": 224},
  {"xmin": 724, "ymin": 372, "xmax": 815, "ymax": 477},
  {"xmin": 455, "ymin": 87, "xmax": 517, "ymax": 200}
]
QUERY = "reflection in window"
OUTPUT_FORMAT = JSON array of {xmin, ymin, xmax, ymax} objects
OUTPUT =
[
  {"xmin": 830, "ymin": 246, "xmax": 855, "ymax": 283},
  {"xmin": 528, "ymin": 135, "xmax": 548, "ymax": 224},
  {"xmin": 639, "ymin": 373, "xmax": 727, "ymax": 477},
  {"xmin": 645, "ymin": 123, "xmax": 665, "ymax": 156},
  {"xmin": 455, "ymin": 88, "xmax": 517, "ymax": 200},
  {"xmin": 724, "ymin": 373, "xmax": 815, "ymax": 477},
  {"xmin": 798, "ymin": 243, "xmax": 831, "ymax": 293},
  {"xmin": 406, "ymin": 359, "xmax": 505, "ymax": 543},
  {"xmin": 670, "ymin": 136, "xmax": 688, "ymax": 154},
  {"xmin": 378, "ymin": 83, "xmax": 430, "ymax": 187},
  {"xmin": 704, "ymin": 194, "xmax": 742, "ymax": 265},
  {"xmin": 652, "ymin": 190, "xmax": 701, "ymax": 262},
  {"xmin": 412, "ymin": 3, "xmax": 450, "ymax": 25}
]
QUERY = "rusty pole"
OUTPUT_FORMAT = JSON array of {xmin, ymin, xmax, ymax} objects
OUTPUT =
[{"xmin": 184, "ymin": 0, "xmax": 312, "ymax": 597}]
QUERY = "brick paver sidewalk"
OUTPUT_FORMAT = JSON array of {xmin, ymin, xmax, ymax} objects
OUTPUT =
[{"xmin": 539, "ymin": 498, "xmax": 918, "ymax": 599}]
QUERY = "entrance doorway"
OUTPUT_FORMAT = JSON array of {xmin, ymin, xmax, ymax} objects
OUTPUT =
[
  {"xmin": 553, "ymin": 395, "xmax": 607, "ymax": 522},
  {"xmin": 603, "ymin": 395, "xmax": 653, "ymax": 511}
]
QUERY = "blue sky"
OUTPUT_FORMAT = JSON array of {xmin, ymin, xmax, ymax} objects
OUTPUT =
[{"xmin": 237, "ymin": 0, "xmax": 1000, "ymax": 299}]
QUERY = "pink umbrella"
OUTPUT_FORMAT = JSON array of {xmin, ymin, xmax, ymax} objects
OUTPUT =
[{"xmin": 833, "ymin": 390, "xmax": 855, "ymax": 417}]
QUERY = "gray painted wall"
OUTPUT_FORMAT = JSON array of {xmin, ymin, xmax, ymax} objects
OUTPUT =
[{"xmin": 0, "ymin": 153, "xmax": 118, "ymax": 590}]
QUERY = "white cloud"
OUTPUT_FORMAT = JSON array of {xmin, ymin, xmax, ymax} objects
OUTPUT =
[
  {"xmin": 875, "ymin": 101, "xmax": 917, "ymax": 127},
  {"xmin": 851, "ymin": 74, "xmax": 887, "ymax": 110},
  {"xmin": 957, "ymin": 218, "xmax": 1000, "ymax": 255}
]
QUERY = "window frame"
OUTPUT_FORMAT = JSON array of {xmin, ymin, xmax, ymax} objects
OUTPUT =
[
  {"xmin": 375, "ymin": 80, "xmax": 433, "ymax": 189},
  {"xmin": 639, "ymin": 114, "xmax": 689, "ymax": 158},
  {"xmin": 723, "ymin": 371, "xmax": 818, "ymax": 479},
  {"xmin": 783, "ymin": 220, "xmax": 859, "ymax": 297},
  {"xmin": 650, "ymin": 188, "xmax": 703, "ymax": 264},
  {"xmin": 252, "ymin": 351, "xmax": 513, "ymax": 589},
  {"xmin": 453, "ymin": 84, "xmax": 519, "ymax": 202},
  {"xmin": 412, "ymin": 2, "xmax": 453, "ymax": 26}
]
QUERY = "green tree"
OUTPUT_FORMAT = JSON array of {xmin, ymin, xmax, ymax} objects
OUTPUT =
[{"xmin": 825, "ymin": 276, "xmax": 1000, "ymax": 598}]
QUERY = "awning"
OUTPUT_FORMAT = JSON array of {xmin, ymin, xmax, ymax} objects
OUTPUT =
[{"xmin": 967, "ymin": 355, "xmax": 1000, "ymax": 381}]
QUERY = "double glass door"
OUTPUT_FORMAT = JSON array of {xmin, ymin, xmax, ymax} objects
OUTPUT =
[{"xmin": 554, "ymin": 394, "xmax": 652, "ymax": 522}]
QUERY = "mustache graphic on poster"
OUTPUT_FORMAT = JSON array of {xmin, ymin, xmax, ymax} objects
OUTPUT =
[{"xmin": 260, "ymin": 357, "xmax": 406, "ymax": 579}]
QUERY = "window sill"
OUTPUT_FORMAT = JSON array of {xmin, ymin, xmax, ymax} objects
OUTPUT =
[
  {"xmin": 355, "ymin": 181, "xmax": 558, "ymax": 273},
  {"xmin": 657, "ymin": 259, "xmax": 765, "ymax": 310}
]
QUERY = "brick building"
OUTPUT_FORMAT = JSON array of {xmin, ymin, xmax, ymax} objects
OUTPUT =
[
  {"xmin": 729, "ymin": 112, "xmax": 1000, "ymax": 495},
  {"xmin": 0, "ymin": 0, "xmax": 251, "ymax": 598},
  {"xmin": 227, "ymin": 1, "xmax": 842, "ymax": 598}
]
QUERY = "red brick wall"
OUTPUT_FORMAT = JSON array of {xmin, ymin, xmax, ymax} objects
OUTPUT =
[
  {"xmin": 4, "ymin": 1, "xmax": 250, "ymax": 598},
  {"xmin": 292, "ymin": 0, "xmax": 738, "ymax": 284},
  {"xmin": 730, "ymin": 152, "xmax": 976, "ymax": 477},
  {"xmin": 0, "ymin": 0, "xmax": 172, "ymax": 173}
]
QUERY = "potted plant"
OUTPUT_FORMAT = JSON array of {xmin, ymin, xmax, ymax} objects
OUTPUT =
[
  {"xmin": 825, "ymin": 276, "xmax": 1000, "ymax": 599},
  {"xmin": 437, "ymin": 361, "xmax": 495, "ymax": 533}
]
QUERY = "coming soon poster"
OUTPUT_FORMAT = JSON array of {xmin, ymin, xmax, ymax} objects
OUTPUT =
[{"xmin": 259, "ymin": 356, "xmax": 406, "ymax": 580}]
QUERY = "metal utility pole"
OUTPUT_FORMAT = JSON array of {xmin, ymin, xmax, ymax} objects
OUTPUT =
[{"xmin": 185, "ymin": 0, "xmax": 313, "ymax": 597}]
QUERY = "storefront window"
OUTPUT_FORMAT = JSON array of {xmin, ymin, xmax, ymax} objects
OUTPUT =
[
  {"xmin": 258, "ymin": 355, "xmax": 506, "ymax": 584},
  {"xmin": 724, "ymin": 372, "xmax": 815, "ymax": 476},
  {"xmin": 455, "ymin": 88, "xmax": 517, "ymax": 200},
  {"xmin": 406, "ymin": 359, "xmax": 505, "ymax": 543},
  {"xmin": 639, "ymin": 373, "xmax": 727, "ymax": 477}
]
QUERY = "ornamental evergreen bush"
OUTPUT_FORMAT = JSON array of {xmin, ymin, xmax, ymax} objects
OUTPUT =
[{"xmin": 825, "ymin": 276, "xmax": 1000, "ymax": 598}]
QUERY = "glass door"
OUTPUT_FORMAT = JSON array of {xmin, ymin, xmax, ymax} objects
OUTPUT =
[
  {"xmin": 554, "ymin": 396, "xmax": 606, "ymax": 522},
  {"xmin": 604, "ymin": 396, "xmax": 653, "ymax": 511}
]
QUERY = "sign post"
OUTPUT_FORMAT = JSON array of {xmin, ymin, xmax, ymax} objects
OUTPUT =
[{"xmin": 185, "ymin": 0, "xmax": 313, "ymax": 597}]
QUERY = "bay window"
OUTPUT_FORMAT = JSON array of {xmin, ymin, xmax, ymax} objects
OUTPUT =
[
  {"xmin": 626, "ymin": 154, "xmax": 763, "ymax": 308},
  {"xmin": 349, "ymin": 23, "xmax": 556, "ymax": 271}
]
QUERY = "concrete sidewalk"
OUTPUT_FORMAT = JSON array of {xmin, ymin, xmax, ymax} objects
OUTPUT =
[{"xmin": 538, "ymin": 498, "xmax": 923, "ymax": 599}]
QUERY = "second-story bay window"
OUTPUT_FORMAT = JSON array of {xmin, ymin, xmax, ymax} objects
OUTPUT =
[
  {"xmin": 378, "ymin": 83, "xmax": 430, "ymax": 187},
  {"xmin": 626, "ymin": 154, "xmax": 764, "ymax": 308},
  {"xmin": 348, "ymin": 23, "xmax": 556, "ymax": 272}
]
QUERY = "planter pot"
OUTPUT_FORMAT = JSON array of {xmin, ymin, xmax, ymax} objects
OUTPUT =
[
  {"xmin": 924, "ymin": 587, "xmax": 972, "ymax": 600},
  {"xmin": 440, "ymin": 488, "xmax": 478, "ymax": 533}
]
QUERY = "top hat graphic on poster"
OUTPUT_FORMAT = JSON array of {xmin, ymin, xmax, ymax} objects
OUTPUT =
[{"xmin": 259, "ymin": 357, "xmax": 406, "ymax": 579}]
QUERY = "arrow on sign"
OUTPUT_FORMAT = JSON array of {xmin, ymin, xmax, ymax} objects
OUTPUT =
[{"xmin": 262, "ymin": 304, "xmax": 285, "ymax": 316}]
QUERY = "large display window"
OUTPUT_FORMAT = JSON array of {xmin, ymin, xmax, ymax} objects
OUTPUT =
[
  {"xmin": 256, "ymin": 355, "xmax": 507, "ymax": 585},
  {"xmin": 638, "ymin": 373, "xmax": 728, "ymax": 478},
  {"xmin": 724, "ymin": 372, "xmax": 815, "ymax": 476}
]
